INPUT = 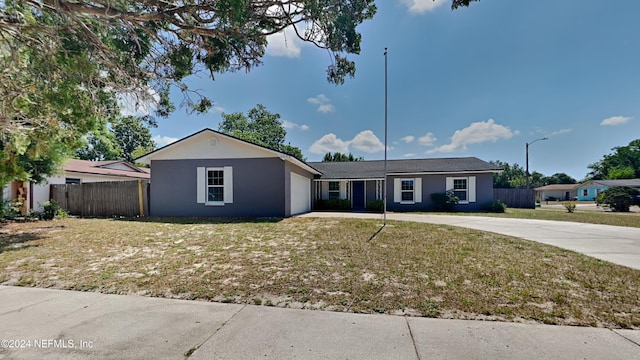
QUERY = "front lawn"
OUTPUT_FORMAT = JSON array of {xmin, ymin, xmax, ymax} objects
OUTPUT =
[{"xmin": 1, "ymin": 217, "xmax": 638, "ymax": 328}]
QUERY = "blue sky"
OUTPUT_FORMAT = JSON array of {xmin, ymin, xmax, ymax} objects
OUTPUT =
[{"xmin": 145, "ymin": 0, "xmax": 640, "ymax": 181}]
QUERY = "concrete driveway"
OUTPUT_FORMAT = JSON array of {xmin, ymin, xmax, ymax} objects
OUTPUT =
[{"xmin": 299, "ymin": 212, "xmax": 640, "ymax": 270}]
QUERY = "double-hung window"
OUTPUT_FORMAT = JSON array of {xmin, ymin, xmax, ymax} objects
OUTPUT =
[
  {"xmin": 328, "ymin": 181, "xmax": 340, "ymax": 199},
  {"xmin": 401, "ymin": 179, "xmax": 414, "ymax": 202},
  {"xmin": 394, "ymin": 178, "xmax": 422, "ymax": 204},
  {"xmin": 453, "ymin": 178, "xmax": 468, "ymax": 202},
  {"xmin": 197, "ymin": 166, "xmax": 233, "ymax": 206},
  {"xmin": 207, "ymin": 169, "xmax": 224, "ymax": 203},
  {"xmin": 446, "ymin": 176, "xmax": 476, "ymax": 204}
]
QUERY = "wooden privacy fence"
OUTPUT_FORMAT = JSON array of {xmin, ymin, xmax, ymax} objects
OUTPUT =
[
  {"xmin": 494, "ymin": 188, "xmax": 535, "ymax": 209},
  {"xmin": 51, "ymin": 180, "xmax": 150, "ymax": 217}
]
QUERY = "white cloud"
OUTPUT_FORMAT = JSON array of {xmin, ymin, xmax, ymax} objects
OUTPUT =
[
  {"xmin": 153, "ymin": 135, "xmax": 179, "ymax": 147},
  {"xmin": 309, "ymin": 130, "xmax": 387, "ymax": 154},
  {"xmin": 418, "ymin": 132, "xmax": 437, "ymax": 146},
  {"xmin": 266, "ymin": 27, "xmax": 302, "ymax": 58},
  {"xmin": 318, "ymin": 104, "xmax": 336, "ymax": 113},
  {"xmin": 403, "ymin": 153, "xmax": 417, "ymax": 157},
  {"xmin": 401, "ymin": 0, "xmax": 447, "ymax": 14},
  {"xmin": 549, "ymin": 128, "xmax": 572, "ymax": 136},
  {"xmin": 351, "ymin": 130, "xmax": 385, "ymax": 153},
  {"xmin": 282, "ymin": 120, "xmax": 309, "ymax": 131},
  {"xmin": 400, "ymin": 135, "xmax": 415, "ymax": 143},
  {"xmin": 307, "ymin": 94, "xmax": 330, "ymax": 104},
  {"xmin": 600, "ymin": 116, "xmax": 632, "ymax": 126},
  {"xmin": 427, "ymin": 119, "xmax": 517, "ymax": 154},
  {"xmin": 307, "ymin": 94, "xmax": 335, "ymax": 113},
  {"xmin": 309, "ymin": 133, "xmax": 350, "ymax": 154}
]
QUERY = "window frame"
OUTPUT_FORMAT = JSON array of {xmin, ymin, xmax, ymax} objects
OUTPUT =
[
  {"xmin": 582, "ymin": 189, "xmax": 588, "ymax": 197},
  {"xmin": 206, "ymin": 167, "xmax": 225, "ymax": 206},
  {"xmin": 328, "ymin": 181, "xmax": 340, "ymax": 200},
  {"xmin": 400, "ymin": 178, "xmax": 415, "ymax": 204},
  {"xmin": 449, "ymin": 177, "xmax": 471, "ymax": 204},
  {"xmin": 452, "ymin": 177, "xmax": 468, "ymax": 203}
]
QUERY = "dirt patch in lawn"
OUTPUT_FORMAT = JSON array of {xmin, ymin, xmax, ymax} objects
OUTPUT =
[{"xmin": 1, "ymin": 217, "xmax": 639, "ymax": 329}]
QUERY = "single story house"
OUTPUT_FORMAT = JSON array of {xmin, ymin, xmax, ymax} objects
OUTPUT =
[
  {"xmin": 136, "ymin": 129, "xmax": 503, "ymax": 217},
  {"xmin": 576, "ymin": 179, "xmax": 640, "ymax": 201},
  {"xmin": 2, "ymin": 159, "xmax": 150, "ymax": 214},
  {"xmin": 534, "ymin": 184, "xmax": 579, "ymax": 202}
]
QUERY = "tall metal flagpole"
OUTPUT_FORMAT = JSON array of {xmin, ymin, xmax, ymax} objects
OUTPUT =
[{"xmin": 383, "ymin": 47, "xmax": 388, "ymax": 226}]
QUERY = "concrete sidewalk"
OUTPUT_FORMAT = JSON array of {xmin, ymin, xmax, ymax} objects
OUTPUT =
[
  {"xmin": 300, "ymin": 212, "xmax": 640, "ymax": 270},
  {"xmin": 1, "ymin": 286, "xmax": 639, "ymax": 360}
]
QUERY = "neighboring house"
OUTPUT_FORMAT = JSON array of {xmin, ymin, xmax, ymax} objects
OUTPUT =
[
  {"xmin": 310, "ymin": 158, "xmax": 502, "ymax": 212},
  {"xmin": 135, "ymin": 128, "xmax": 502, "ymax": 217},
  {"xmin": 534, "ymin": 184, "xmax": 579, "ymax": 202},
  {"xmin": 576, "ymin": 179, "xmax": 640, "ymax": 201},
  {"xmin": 2, "ymin": 159, "xmax": 150, "ymax": 213},
  {"xmin": 135, "ymin": 128, "xmax": 321, "ymax": 217}
]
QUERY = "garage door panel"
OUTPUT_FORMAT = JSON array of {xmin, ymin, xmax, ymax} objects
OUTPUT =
[{"xmin": 290, "ymin": 173, "xmax": 311, "ymax": 215}]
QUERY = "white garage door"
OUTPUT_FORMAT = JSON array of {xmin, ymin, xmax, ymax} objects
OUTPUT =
[{"xmin": 290, "ymin": 173, "xmax": 311, "ymax": 215}]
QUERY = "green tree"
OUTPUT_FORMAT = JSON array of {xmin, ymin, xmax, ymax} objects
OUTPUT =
[
  {"xmin": 596, "ymin": 186, "xmax": 639, "ymax": 212},
  {"xmin": 490, "ymin": 161, "xmax": 526, "ymax": 188},
  {"xmin": 491, "ymin": 160, "xmax": 552, "ymax": 188},
  {"xmin": 76, "ymin": 116, "xmax": 156, "ymax": 163},
  {"xmin": 219, "ymin": 105, "xmax": 305, "ymax": 161},
  {"xmin": 606, "ymin": 166, "xmax": 635, "ymax": 180},
  {"xmin": 0, "ymin": 20, "xmax": 112, "ymax": 185},
  {"xmin": 542, "ymin": 173, "xmax": 577, "ymax": 185},
  {"xmin": 1, "ymin": 0, "xmax": 379, "ymax": 105},
  {"xmin": 588, "ymin": 139, "xmax": 640, "ymax": 179},
  {"xmin": 75, "ymin": 122, "xmax": 121, "ymax": 161},
  {"xmin": 112, "ymin": 116, "xmax": 156, "ymax": 163},
  {"xmin": 322, "ymin": 152, "xmax": 364, "ymax": 162},
  {"xmin": 1, "ymin": 0, "xmax": 477, "ymax": 187}
]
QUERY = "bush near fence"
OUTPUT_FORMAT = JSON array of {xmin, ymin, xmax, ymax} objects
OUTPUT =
[{"xmin": 50, "ymin": 180, "xmax": 149, "ymax": 217}]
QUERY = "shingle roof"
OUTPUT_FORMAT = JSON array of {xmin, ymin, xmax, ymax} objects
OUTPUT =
[
  {"xmin": 586, "ymin": 179, "xmax": 640, "ymax": 188},
  {"xmin": 534, "ymin": 184, "xmax": 579, "ymax": 191},
  {"xmin": 64, "ymin": 159, "xmax": 150, "ymax": 179},
  {"xmin": 308, "ymin": 157, "xmax": 502, "ymax": 180}
]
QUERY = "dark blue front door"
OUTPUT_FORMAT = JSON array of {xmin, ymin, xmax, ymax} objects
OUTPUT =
[{"xmin": 353, "ymin": 181, "xmax": 365, "ymax": 209}]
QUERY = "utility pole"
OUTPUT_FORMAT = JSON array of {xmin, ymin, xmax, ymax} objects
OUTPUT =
[
  {"xmin": 383, "ymin": 47, "xmax": 388, "ymax": 226},
  {"xmin": 526, "ymin": 137, "xmax": 548, "ymax": 189}
]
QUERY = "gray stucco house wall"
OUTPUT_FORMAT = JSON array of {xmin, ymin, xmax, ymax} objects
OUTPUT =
[
  {"xmin": 150, "ymin": 158, "xmax": 288, "ymax": 217},
  {"xmin": 386, "ymin": 173, "xmax": 494, "ymax": 212}
]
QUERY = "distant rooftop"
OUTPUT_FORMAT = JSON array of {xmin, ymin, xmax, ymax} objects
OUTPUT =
[
  {"xmin": 64, "ymin": 159, "xmax": 150, "ymax": 179},
  {"xmin": 584, "ymin": 179, "xmax": 640, "ymax": 187}
]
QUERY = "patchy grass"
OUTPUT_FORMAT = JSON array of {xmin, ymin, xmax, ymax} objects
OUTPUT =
[
  {"xmin": 443, "ymin": 208, "xmax": 640, "ymax": 228},
  {"xmin": 1, "ymin": 217, "xmax": 639, "ymax": 329}
]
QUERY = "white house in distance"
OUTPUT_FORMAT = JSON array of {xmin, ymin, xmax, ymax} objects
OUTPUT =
[
  {"xmin": 2, "ymin": 159, "xmax": 150, "ymax": 214},
  {"xmin": 534, "ymin": 184, "xmax": 579, "ymax": 202}
]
